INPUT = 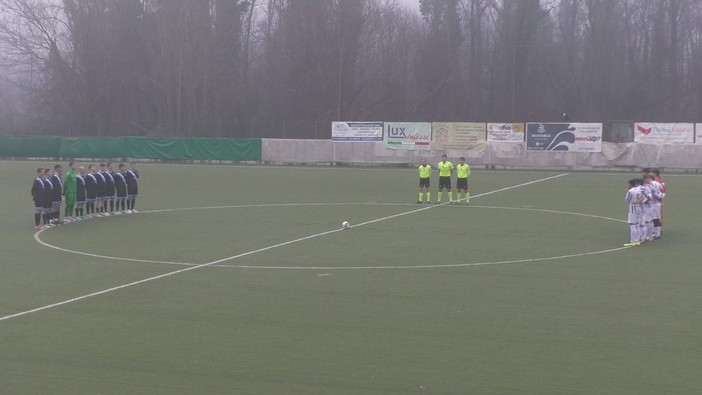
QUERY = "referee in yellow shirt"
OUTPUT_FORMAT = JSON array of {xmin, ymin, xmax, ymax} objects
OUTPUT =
[
  {"xmin": 417, "ymin": 159, "xmax": 432, "ymax": 203},
  {"xmin": 456, "ymin": 157, "xmax": 471, "ymax": 205},
  {"xmin": 436, "ymin": 154, "xmax": 454, "ymax": 204}
]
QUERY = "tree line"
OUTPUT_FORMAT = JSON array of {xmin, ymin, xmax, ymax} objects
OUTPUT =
[{"xmin": 0, "ymin": 0, "xmax": 700, "ymax": 138}]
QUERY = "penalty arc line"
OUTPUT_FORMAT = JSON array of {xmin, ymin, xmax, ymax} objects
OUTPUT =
[{"xmin": 3, "ymin": 173, "xmax": 569, "ymax": 322}]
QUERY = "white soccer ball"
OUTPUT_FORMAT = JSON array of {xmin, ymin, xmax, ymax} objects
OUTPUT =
[{"xmin": 341, "ymin": 221, "xmax": 350, "ymax": 229}]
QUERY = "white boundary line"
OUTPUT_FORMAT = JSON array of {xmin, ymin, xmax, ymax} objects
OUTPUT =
[
  {"xmin": 34, "ymin": 173, "xmax": 571, "ymax": 265},
  {"xmin": 219, "ymin": 247, "xmax": 628, "ymax": 270},
  {"xmin": 4, "ymin": 173, "xmax": 586, "ymax": 322},
  {"xmin": 34, "ymin": 203, "xmax": 626, "ymax": 269}
]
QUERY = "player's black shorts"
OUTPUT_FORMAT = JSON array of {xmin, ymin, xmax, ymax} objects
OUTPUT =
[
  {"xmin": 457, "ymin": 178, "xmax": 468, "ymax": 190},
  {"xmin": 77, "ymin": 189, "xmax": 86, "ymax": 202},
  {"xmin": 439, "ymin": 176, "xmax": 451, "ymax": 189},
  {"xmin": 419, "ymin": 177, "xmax": 430, "ymax": 188}
]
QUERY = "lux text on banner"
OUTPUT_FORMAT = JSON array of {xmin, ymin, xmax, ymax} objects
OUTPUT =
[{"xmin": 384, "ymin": 122, "xmax": 432, "ymax": 151}]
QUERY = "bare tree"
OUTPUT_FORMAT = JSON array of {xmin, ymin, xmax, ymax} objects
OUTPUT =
[{"xmin": 1, "ymin": 0, "xmax": 700, "ymax": 137}]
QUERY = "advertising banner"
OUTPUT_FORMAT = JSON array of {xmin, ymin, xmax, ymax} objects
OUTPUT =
[
  {"xmin": 697, "ymin": 124, "xmax": 702, "ymax": 144},
  {"xmin": 384, "ymin": 122, "xmax": 431, "ymax": 150},
  {"xmin": 432, "ymin": 122, "xmax": 486, "ymax": 151},
  {"xmin": 331, "ymin": 122, "xmax": 383, "ymax": 141},
  {"xmin": 634, "ymin": 123, "xmax": 694, "ymax": 144},
  {"xmin": 487, "ymin": 123, "xmax": 524, "ymax": 142},
  {"xmin": 526, "ymin": 123, "xmax": 603, "ymax": 152}
]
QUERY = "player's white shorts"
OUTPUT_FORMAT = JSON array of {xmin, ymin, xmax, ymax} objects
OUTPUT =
[
  {"xmin": 643, "ymin": 204, "xmax": 655, "ymax": 222},
  {"xmin": 627, "ymin": 212, "xmax": 643, "ymax": 225},
  {"xmin": 649, "ymin": 202, "xmax": 661, "ymax": 220}
]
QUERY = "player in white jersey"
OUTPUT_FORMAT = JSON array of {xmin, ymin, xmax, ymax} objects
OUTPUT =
[
  {"xmin": 639, "ymin": 177, "xmax": 654, "ymax": 242},
  {"xmin": 624, "ymin": 178, "xmax": 644, "ymax": 247},
  {"xmin": 645, "ymin": 173, "xmax": 664, "ymax": 239}
]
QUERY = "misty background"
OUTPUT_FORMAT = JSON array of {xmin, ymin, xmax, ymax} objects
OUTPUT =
[{"xmin": 0, "ymin": 0, "xmax": 700, "ymax": 138}]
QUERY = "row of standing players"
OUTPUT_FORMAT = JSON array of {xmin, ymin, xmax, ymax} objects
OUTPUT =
[
  {"xmin": 417, "ymin": 155, "xmax": 471, "ymax": 205},
  {"xmin": 31, "ymin": 161, "xmax": 140, "ymax": 230},
  {"xmin": 624, "ymin": 168, "xmax": 666, "ymax": 247}
]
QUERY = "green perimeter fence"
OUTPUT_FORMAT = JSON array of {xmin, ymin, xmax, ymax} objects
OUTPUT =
[{"xmin": 0, "ymin": 136, "xmax": 262, "ymax": 161}]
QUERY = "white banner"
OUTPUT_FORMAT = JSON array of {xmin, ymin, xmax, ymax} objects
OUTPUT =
[
  {"xmin": 526, "ymin": 123, "xmax": 602, "ymax": 152},
  {"xmin": 696, "ymin": 124, "xmax": 702, "ymax": 144},
  {"xmin": 432, "ymin": 122, "xmax": 486, "ymax": 151},
  {"xmin": 634, "ymin": 123, "xmax": 694, "ymax": 144},
  {"xmin": 384, "ymin": 122, "xmax": 431, "ymax": 150},
  {"xmin": 487, "ymin": 123, "xmax": 524, "ymax": 142},
  {"xmin": 331, "ymin": 122, "xmax": 383, "ymax": 141}
]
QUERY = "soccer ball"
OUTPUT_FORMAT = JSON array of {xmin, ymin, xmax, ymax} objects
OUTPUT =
[{"xmin": 341, "ymin": 221, "xmax": 350, "ymax": 229}]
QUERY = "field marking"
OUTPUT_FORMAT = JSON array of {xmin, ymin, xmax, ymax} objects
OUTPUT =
[
  {"xmin": 34, "ymin": 173, "xmax": 570, "ymax": 265},
  {"xmin": 214, "ymin": 246, "xmax": 629, "ymax": 270},
  {"xmin": 5, "ymin": 173, "xmax": 582, "ymax": 322},
  {"xmin": 35, "ymin": 203, "xmax": 626, "ymax": 269}
]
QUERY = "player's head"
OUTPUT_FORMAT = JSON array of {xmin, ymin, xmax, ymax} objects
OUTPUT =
[
  {"xmin": 54, "ymin": 164, "xmax": 63, "ymax": 175},
  {"xmin": 640, "ymin": 167, "xmax": 651, "ymax": 176},
  {"xmin": 107, "ymin": 162, "xmax": 113, "ymax": 170},
  {"xmin": 628, "ymin": 179, "xmax": 637, "ymax": 188},
  {"xmin": 643, "ymin": 174, "xmax": 653, "ymax": 183},
  {"xmin": 99, "ymin": 163, "xmax": 106, "ymax": 170},
  {"xmin": 68, "ymin": 161, "xmax": 76, "ymax": 170},
  {"xmin": 37, "ymin": 168, "xmax": 44, "ymax": 176},
  {"xmin": 45, "ymin": 168, "xmax": 53, "ymax": 177},
  {"xmin": 88, "ymin": 164, "xmax": 96, "ymax": 172},
  {"xmin": 130, "ymin": 161, "xmax": 137, "ymax": 169},
  {"xmin": 119, "ymin": 163, "xmax": 125, "ymax": 171},
  {"xmin": 441, "ymin": 154, "xmax": 447, "ymax": 161},
  {"xmin": 78, "ymin": 166, "xmax": 86, "ymax": 175},
  {"xmin": 651, "ymin": 168, "xmax": 660, "ymax": 177},
  {"xmin": 420, "ymin": 159, "xmax": 426, "ymax": 166},
  {"xmin": 459, "ymin": 157, "xmax": 465, "ymax": 164}
]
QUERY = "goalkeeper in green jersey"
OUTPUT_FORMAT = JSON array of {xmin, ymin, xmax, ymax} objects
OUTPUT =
[
  {"xmin": 63, "ymin": 161, "xmax": 77, "ymax": 220},
  {"xmin": 417, "ymin": 159, "xmax": 432, "ymax": 203},
  {"xmin": 436, "ymin": 154, "xmax": 454, "ymax": 204},
  {"xmin": 455, "ymin": 157, "xmax": 471, "ymax": 205}
]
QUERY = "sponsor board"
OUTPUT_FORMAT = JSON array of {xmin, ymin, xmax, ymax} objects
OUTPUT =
[
  {"xmin": 432, "ymin": 122, "xmax": 486, "ymax": 151},
  {"xmin": 634, "ymin": 123, "xmax": 695, "ymax": 144},
  {"xmin": 526, "ymin": 123, "xmax": 603, "ymax": 152},
  {"xmin": 331, "ymin": 122, "xmax": 383, "ymax": 141},
  {"xmin": 487, "ymin": 123, "xmax": 524, "ymax": 142},
  {"xmin": 384, "ymin": 122, "xmax": 432, "ymax": 150}
]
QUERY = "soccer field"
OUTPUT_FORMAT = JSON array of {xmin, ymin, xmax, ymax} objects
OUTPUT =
[{"xmin": 1, "ymin": 160, "xmax": 701, "ymax": 394}]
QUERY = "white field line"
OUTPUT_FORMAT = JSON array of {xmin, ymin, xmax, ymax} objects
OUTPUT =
[
  {"xmin": 219, "ymin": 247, "xmax": 629, "ymax": 270},
  {"xmin": 35, "ymin": 203, "xmax": 626, "ymax": 269},
  {"xmin": 3, "ymin": 173, "xmax": 569, "ymax": 322},
  {"xmin": 34, "ymin": 173, "xmax": 571, "ymax": 263}
]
